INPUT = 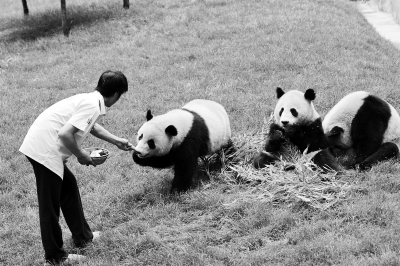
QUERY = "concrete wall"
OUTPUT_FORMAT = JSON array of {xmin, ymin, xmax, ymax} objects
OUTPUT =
[{"xmin": 372, "ymin": 0, "xmax": 400, "ymax": 24}]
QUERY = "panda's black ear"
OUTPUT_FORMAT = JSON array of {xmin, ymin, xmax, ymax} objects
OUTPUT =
[
  {"xmin": 146, "ymin": 110, "xmax": 153, "ymax": 121},
  {"xmin": 165, "ymin": 125, "xmax": 178, "ymax": 136},
  {"xmin": 276, "ymin": 87, "xmax": 285, "ymax": 99},
  {"xmin": 304, "ymin": 89, "xmax": 316, "ymax": 101}
]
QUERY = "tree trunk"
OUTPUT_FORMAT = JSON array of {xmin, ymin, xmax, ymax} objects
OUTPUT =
[
  {"xmin": 123, "ymin": 0, "xmax": 129, "ymax": 9},
  {"xmin": 60, "ymin": 0, "xmax": 72, "ymax": 37},
  {"xmin": 21, "ymin": 0, "xmax": 29, "ymax": 15}
]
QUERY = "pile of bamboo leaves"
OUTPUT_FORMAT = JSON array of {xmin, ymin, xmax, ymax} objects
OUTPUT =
[{"xmin": 216, "ymin": 118, "xmax": 363, "ymax": 210}]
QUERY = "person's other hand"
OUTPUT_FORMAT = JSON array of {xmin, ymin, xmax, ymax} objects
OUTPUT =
[{"xmin": 77, "ymin": 150, "xmax": 96, "ymax": 166}]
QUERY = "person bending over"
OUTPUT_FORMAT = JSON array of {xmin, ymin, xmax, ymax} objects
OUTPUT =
[{"xmin": 19, "ymin": 70, "xmax": 134, "ymax": 266}]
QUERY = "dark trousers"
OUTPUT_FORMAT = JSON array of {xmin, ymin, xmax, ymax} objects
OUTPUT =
[{"xmin": 27, "ymin": 157, "xmax": 93, "ymax": 263}]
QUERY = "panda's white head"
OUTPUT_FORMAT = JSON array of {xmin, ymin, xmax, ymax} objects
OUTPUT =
[
  {"xmin": 134, "ymin": 110, "xmax": 178, "ymax": 158},
  {"xmin": 274, "ymin": 87, "xmax": 320, "ymax": 127}
]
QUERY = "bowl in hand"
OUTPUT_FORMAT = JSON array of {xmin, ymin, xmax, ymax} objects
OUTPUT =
[{"xmin": 85, "ymin": 147, "xmax": 110, "ymax": 165}]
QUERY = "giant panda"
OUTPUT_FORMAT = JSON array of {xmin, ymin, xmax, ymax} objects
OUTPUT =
[
  {"xmin": 253, "ymin": 87, "xmax": 341, "ymax": 172},
  {"xmin": 322, "ymin": 91, "xmax": 400, "ymax": 170},
  {"xmin": 132, "ymin": 99, "xmax": 232, "ymax": 193}
]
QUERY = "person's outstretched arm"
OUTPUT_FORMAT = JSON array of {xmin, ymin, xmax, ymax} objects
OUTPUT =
[{"xmin": 91, "ymin": 123, "xmax": 134, "ymax": 151}]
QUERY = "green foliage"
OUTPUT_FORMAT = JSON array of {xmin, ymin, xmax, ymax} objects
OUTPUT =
[{"xmin": 2, "ymin": 0, "xmax": 400, "ymax": 265}]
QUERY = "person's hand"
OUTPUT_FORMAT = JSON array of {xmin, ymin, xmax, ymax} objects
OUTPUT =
[
  {"xmin": 116, "ymin": 138, "xmax": 135, "ymax": 151},
  {"xmin": 77, "ymin": 150, "xmax": 96, "ymax": 166}
]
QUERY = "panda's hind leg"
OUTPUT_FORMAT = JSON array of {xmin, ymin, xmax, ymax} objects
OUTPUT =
[
  {"xmin": 358, "ymin": 142, "xmax": 399, "ymax": 170},
  {"xmin": 200, "ymin": 149, "xmax": 233, "ymax": 180},
  {"xmin": 214, "ymin": 139, "xmax": 238, "ymax": 168},
  {"xmin": 312, "ymin": 148, "xmax": 343, "ymax": 173},
  {"xmin": 222, "ymin": 139, "xmax": 237, "ymax": 158},
  {"xmin": 199, "ymin": 156, "xmax": 213, "ymax": 179}
]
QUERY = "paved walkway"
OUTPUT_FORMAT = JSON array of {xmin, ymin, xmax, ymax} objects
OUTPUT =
[{"xmin": 358, "ymin": 1, "xmax": 400, "ymax": 50}]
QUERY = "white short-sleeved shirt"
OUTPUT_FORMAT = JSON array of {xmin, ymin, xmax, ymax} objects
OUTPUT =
[{"xmin": 19, "ymin": 91, "xmax": 106, "ymax": 179}]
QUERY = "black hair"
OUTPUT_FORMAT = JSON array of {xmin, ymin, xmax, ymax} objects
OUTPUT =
[{"xmin": 95, "ymin": 70, "xmax": 128, "ymax": 98}]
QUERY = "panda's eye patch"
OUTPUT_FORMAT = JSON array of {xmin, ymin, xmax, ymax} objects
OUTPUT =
[
  {"xmin": 279, "ymin": 108, "xmax": 284, "ymax": 116},
  {"xmin": 148, "ymin": 139, "xmax": 155, "ymax": 149},
  {"xmin": 290, "ymin": 108, "xmax": 298, "ymax": 117},
  {"xmin": 138, "ymin": 134, "xmax": 143, "ymax": 140}
]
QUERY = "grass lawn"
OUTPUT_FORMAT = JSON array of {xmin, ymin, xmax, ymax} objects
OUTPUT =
[{"xmin": 2, "ymin": 0, "xmax": 400, "ymax": 265}]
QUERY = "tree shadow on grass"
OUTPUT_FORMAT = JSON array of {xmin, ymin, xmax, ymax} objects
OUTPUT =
[{"xmin": 0, "ymin": 3, "xmax": 131, "ymax": 42}]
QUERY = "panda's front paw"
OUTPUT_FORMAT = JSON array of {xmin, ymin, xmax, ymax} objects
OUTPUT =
[
  {"xmin": 356, "ymin": 162, "xmax": 372, "ymax": 171},
  {"xmin": 253, "ymin": 151, "xmax": 279, "ymax": 169},
  {"xmin": 284, "ymin": 125, "xmax": 301, "ymax": 138}
]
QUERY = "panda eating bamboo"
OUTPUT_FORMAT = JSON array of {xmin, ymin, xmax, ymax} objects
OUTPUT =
[{"xmin": 253, "ymin": 87, "xmax": 341, "ymax": 172}]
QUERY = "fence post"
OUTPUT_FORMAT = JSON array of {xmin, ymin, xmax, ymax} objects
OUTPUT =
[
  {"xmin": 60, "ymin": 0, "xmax": 73, "ymax": 37},
  {"xmin": 123, "ymin": 0, "xmax": 129, "ymax": 9},
  {"xmin": 22, "ymin": 0, "xmax": 29, "ymax": 15}
]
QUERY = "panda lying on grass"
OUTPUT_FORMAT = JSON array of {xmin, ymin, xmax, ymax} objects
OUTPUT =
[
  {"xmin": 132, "ymin": 99, "xmax": 233, "ymax": 193},
  {"xmin": 253, "ymin": 87, "xmax": 341, "ymax": 172},
  {"xmin": 323, "ymin": 91, "xmax": 400, "ymax": 170}
]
